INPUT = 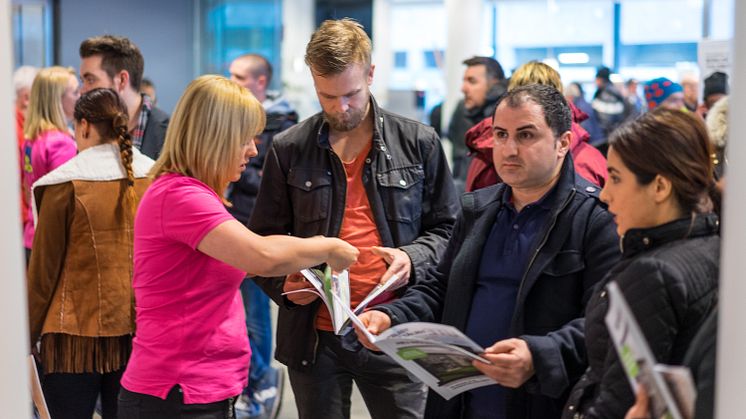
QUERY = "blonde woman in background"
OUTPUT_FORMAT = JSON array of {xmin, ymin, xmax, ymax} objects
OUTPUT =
[
  {"xmin": 118, "ymin": 75, "xmax": 358, "ymax": 418},
  {"xmin": 28, "ymin": 88, "xmax": 154, "ymax": 418},
  {"xmin": 22, "ymin": 66, "xmax": 79, "ymax": 261}
]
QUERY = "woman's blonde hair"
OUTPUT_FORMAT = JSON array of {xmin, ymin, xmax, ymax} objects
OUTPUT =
[
  {"xmin": 23, "ymin": 66, "xmax": 76, "ymax": 140},
  {"xmin": 150, "ymin": 75, "xmax": 266, "ymax": 197},
  {"xmin": 508, "ymin": 61, "xmax": 564, "ymax": 93}
]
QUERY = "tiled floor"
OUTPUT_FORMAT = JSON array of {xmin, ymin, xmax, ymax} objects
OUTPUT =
[{"xmin": 276, "ymin": 371, "xmax": 372, "ymax": 419}]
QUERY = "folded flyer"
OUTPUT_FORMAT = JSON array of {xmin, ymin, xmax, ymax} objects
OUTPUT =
[
  {"xmin": 604, "ymin": 281, "xmax": 696, "ymax": 419},
  {"xmin": 342, "ymin": 301, "xmax": 496, "ymax": 400},
  {"xmin": 285, "ymin": 267, "xmax": 399, "ymax": 335}
]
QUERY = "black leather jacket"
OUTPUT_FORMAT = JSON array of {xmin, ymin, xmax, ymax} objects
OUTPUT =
[
  {"xmin": 563, "ymin": 214, "xmax": 720, "ymax": 419},
  {"xmin": 248, "ymin": 95, "xmax": 459, "ymax": 370}
]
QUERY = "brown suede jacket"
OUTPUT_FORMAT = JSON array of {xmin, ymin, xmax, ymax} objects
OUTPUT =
[{"xmin": 27, "ymin": 143, "xmax": 153, "ymax": 373}]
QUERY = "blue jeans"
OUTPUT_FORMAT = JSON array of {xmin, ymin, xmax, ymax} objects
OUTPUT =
[{"xmin": 240, "ymin": 278, "xmax": 272, "ymax": 387}]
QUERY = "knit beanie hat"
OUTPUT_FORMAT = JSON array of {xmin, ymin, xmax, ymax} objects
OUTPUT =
[
  {"xmin": 644, "ymin": 77, "xmax": 683, "ymax": 109},
  {"xmin": 703, "ymin": 71, "xmax": 728, "ymax": 101}
]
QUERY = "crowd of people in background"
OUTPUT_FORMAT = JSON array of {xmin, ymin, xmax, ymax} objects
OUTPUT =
[{"xmin": 12, "ymin": 15, "xmax": 730, "ymax": 419}]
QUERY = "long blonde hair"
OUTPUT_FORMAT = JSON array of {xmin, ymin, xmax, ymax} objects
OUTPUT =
[
  {"xmin": 150, "ymin": 75, "xmax": 266, "ymax": 197},
  {"xmin": 23, "ymin": 66, "xmax": 76, "ymax": 140}
]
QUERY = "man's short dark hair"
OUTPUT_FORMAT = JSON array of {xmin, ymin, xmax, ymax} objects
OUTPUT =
[
  {"xmin": 236, "ymin": 53, "xmax": 273, "ymax": 85},
  {"xmin": 80, "ymin": 35, "xmax": 144, "ymax": 91},
  {"xmin": 493, "ymin": 84, "xmax": 572, "ymax": 138},
  {"xmin": 463, "ymin": 56, "xmax": 505, "ymax": 82},
  {"xmin": 595, "ymin": 66, "xmax": 611, "ymax": 82}
]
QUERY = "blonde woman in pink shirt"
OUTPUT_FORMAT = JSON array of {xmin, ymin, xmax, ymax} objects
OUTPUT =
[
  {"xmin": 118, "ymin": 75, "xmax": 359, "ymax": 418},
  {"xmin": 22, "ymin": 66, "xmax": 79, "ymax": 260}
]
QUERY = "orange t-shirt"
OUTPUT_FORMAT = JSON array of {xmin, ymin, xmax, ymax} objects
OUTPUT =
[{"xmin": 316, "ymin": 142, "xmax": 390, "ymax": 331}]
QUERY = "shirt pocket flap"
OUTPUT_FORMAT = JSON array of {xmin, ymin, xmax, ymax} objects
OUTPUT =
[
  {"xmin": 287, "ymin": 168, "xmax": 332, "ymax": 192},
  {"xmin": 376, "ymin": 166, "xmax": 424, "ymax": 190},
  {"xmin": 543, "ymin": 250, "xmax": 585, "ymax": 276}
]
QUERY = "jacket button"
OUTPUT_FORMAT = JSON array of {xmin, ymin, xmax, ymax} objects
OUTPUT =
[
  {"xmin": 326, "ymin": 171, "xmax": 331, "ymax": 176},
  {"xmin": 642, "ymin": 237, "xmax": 650, "ymax": 246},
  {"xmin": 600, "ymin": 290, "xmax": 606, "ymax": 298},
  {"xmin": 301, "ymin": 360, "xmax": 308, "ymax": 366},
  {"xmin": 568, "ymin": 405, "xmax": 575, "ymax": 411},
  {"xmin": 305, "ymin": 181, "xmax": 312, "ymax": 188},
  {"xmin": 399, "ymin": 179, "xmax": 407, "ymax": 186},
  {"xmin": 365, "ymin": 158, "xmax": 371, "ymax": 164},
  {"xmin": 585, "ymin": 186, "xmax": 596, "ymax": 193}
]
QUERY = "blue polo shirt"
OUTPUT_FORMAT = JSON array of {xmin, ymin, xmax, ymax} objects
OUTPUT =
[{"xmin": 464, "ymin": 185, "xmax": 554, "ymax": 419}]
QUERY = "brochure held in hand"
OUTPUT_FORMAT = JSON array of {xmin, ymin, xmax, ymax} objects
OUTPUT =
[{"xmin": 604, "ymin": 281, "xmax": 697, "ymax": 419}]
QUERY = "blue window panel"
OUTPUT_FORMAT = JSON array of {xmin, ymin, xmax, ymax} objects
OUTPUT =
[
  {"xmin": 200, "ymin": 0, "xmax": 283, "ymax": 90},
  {"xmin": 423, "ymin": 50, "xmax": 443, "ymax": 69},
  {"xmin": 394, "ymin": 51, "xmax": 407, "ymax": 69},
  {"xmin": 619, "ymin": 42, "xmax": 698, "ymax": 67}
]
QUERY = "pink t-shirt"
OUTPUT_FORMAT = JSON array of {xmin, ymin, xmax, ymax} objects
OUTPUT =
[
  {"xmin": 121, "ymin": 173, "xmax": 250, "ymax": 404},
  {"xmin": 23, "ymin": 129, "xmax": 77, "ymax": 248}
]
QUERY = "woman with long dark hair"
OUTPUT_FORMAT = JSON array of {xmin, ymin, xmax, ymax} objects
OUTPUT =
[
  {"xmin": 28, "ymin": 88, "xmax": 154, "ymax": 418},
  {"xmin": 562, "ymin": 108, "xmax": 720, "ymax": 418}
]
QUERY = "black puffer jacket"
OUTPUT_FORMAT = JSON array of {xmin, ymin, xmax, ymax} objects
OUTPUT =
[{"xmin": 563, "ymin": 214, "xmax": 720, "ymax": 419}]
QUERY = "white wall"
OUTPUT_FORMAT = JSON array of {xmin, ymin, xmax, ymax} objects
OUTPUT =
[
  {"xmin": 1, "ymin": 0, "xmax": 33, "ymax": 415},
  {"xmin": 716, "ymin": 0, "xmax": 745, "ymax": 416},
  {"xmin": 57, "ymin": 0, "xmax": 195, "ymax": 113},
  {"xmin": 281, "ymin": 0, "xmax": 318, "ymax": 119}
]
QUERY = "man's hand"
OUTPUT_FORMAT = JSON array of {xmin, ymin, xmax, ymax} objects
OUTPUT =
[
  {"xmin": 472, "ymin": 338, "xmax": 535, "ymax": 388},
  {"xmin": 354, "ymin": 310, "xmax": 392, "ymax": 351},
  {"xmin": 282, "ymin": 273, "xmax": 318, "ymax": 305},
  {"xmin": 371, "ymin": 246, "xmax": 411, "ymax": 290},
  {"xmin": 625, "ymin": 386, "xmax": 651, "ymax": 419}
]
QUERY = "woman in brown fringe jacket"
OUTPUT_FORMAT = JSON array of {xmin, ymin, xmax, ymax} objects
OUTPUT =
[{"xmin": 27, "ymin": 88, "xmax": 155, "ymax": 419}]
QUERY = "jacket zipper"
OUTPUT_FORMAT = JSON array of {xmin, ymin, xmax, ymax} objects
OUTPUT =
[{"xmin": 511, "ymin": 188, "xmax": 576, "ymax": 328}]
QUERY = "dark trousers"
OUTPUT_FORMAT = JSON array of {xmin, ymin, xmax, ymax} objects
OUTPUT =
[
  {"xmin": 288, "ymin": 331, "xmax": 427, "ymax": 419},
  {"xmin": 118, "ymin": 386, "xmax": 237, "ymax": 419},
  {"xmin": 42, "ymin": 368, "xmax": 124, "ymax": 419}
]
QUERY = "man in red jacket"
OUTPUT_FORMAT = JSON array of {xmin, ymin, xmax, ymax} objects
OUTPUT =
[{"xmin": 464, "ymin": 61, "xmax": 607, "ymax": 191}]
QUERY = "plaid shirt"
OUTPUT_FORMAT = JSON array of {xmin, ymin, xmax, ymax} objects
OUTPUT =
[{"xmin": 131, "ymin": 93, "xmax": 153, "ymax": 150}]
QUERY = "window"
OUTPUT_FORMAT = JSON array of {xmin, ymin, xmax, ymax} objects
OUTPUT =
[
  {"xmin": 423, "ymin": 50, "xmax": 444, "ymax": 69},
  {"xmin": 198, "ymin": 0, "xmax": 283, "ymax": 90},
  {"xmin": 11, "ymin": 1, "xmax": 53, "ymax": 68},
  {"xmin": 394, "ymin": 51, "xmax": 408, "ymax": 69}
]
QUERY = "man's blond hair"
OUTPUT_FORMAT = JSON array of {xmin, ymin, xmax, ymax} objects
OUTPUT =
[
  {"xmin": 150, "ymin": 75, "xmax": 266, "ymax": 198},
  {"xmin": 23, "ymin": 66, "xmax": 76, "ymax": 140},
  {"xmin": 304, "ymin": 18, "xmax": 371, "ymax": 76},
  {"xmin": 508, "ymin": 61, "xmax": 564, "ymax": 94}
]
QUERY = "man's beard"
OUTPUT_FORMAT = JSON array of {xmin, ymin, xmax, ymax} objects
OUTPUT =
[{"xmin": 324, "ymin": 106, "xmax": 367, "ymax": 132}]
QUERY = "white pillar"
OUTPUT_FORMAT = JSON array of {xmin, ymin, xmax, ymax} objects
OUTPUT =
[
  {"xmin": 716, "ymin": 0, "xmax": 745, "ymax": 417},
  {"xmin": 442, "ymin": 0, "xmax": 483, "ymax": 135},
  {"xmin": 372, "ymin": 0, "xmax": 392, "ymax": 107},
  {"xmin": 0, "ymin": 0, "xmax": 33, "ymax": 417},
  {"xmin": 281, "ymin": 0, "xmax": 317, "ymax": 119}
]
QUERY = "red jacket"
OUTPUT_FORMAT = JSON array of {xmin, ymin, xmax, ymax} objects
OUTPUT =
[{"xmin": 464, "ymin": 102, "xmax": 607, "ymax": 192}]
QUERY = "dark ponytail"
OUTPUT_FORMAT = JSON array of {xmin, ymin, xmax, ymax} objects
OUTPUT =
[{"xmin": 74, "ymin": 88, "xmax": 137, "ymax": 217}]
